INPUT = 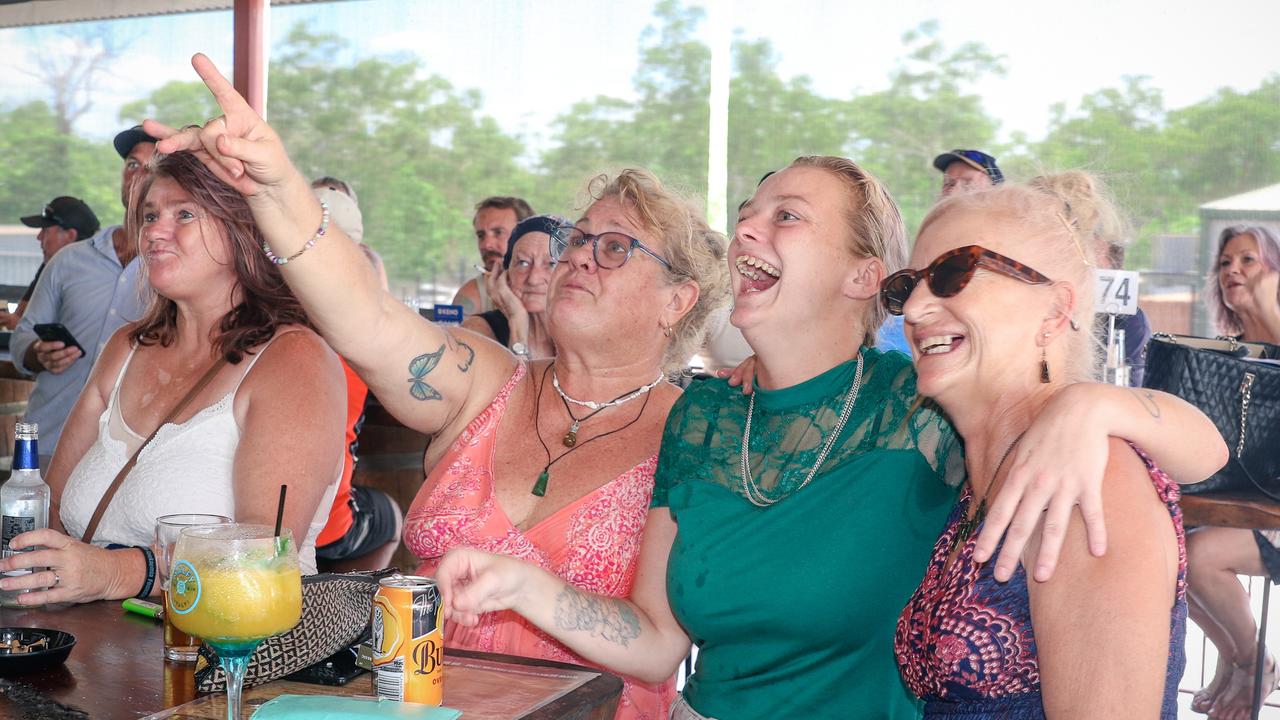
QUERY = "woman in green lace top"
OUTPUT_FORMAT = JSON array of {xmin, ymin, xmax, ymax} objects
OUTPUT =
[{"xmin": 437, "ymin": 157, "xmax": 1225, "ymax": 720}]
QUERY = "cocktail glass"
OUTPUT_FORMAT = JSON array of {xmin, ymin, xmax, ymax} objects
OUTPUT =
[{"xmin": 167, "ymin": 523, "xmax": 301, "ymax": 720}]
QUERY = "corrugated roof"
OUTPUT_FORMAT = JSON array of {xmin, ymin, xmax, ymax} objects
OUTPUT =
[{"xmin": 1200, "ymin": 183, "xmax": 1280, "ymax": 213}]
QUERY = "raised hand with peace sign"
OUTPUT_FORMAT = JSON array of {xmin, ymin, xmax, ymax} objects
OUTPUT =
[{"xmin": 144, "ymin": 54, "xmax": 297, "ymax": 199}]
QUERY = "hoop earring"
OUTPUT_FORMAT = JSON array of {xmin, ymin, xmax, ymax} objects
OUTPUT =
[{"xmin": 661, "ymin": 324, "xmax": 673, "ymax": 338}]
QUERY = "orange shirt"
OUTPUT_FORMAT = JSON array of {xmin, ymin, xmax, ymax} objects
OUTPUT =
[{"xmin": 317, "ymin": 359, "xmax": 368, "ymax": 546}]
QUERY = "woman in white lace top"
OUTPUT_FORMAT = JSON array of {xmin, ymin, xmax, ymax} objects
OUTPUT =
[{"xmin": 0, "ymin": 151, "xmax": 346, "ymax": 605}]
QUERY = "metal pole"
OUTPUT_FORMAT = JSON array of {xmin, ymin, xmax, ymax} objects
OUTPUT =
[{"xmin": 232, "ymin": 0, "xmax": 269, "ymax": 117}]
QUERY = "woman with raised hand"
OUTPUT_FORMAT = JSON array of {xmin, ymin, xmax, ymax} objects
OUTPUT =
[
  {"xmin": 891, "ymin": 172, "xmax": 1222, "ymax": 718},
  {"xmin": 0, "ymin": 150, "xmax": 346, "ymax": 605},
  {"xmin": 435, "ymin": 157, "xmax": 1224, "ymax": 720},
  {"xmin": 146, "ymin": 55, "xmax": 732, "ymax": 720}
]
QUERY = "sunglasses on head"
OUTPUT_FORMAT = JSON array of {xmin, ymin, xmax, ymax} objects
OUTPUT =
[
  {"xmin": 880, "ymin": 245, "xmax": 1052, "ymax": 316},
  {"xmin": 42, "ymin": 204, "xmax": 70, "ymax": 229}
]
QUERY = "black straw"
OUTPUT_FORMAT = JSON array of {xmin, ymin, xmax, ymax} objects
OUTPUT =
[{"xmin": 273, "ymin": 484, "xmax": 287, "ymax": 537}]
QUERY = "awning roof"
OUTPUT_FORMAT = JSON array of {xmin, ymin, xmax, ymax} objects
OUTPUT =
[
  {"xmin": 1200, "ymin": 183, "xmax": 1280, "ymax": 213},
  {"xmin": 0, "ymin": 0, "xmax": 323, "ymax": 30}
]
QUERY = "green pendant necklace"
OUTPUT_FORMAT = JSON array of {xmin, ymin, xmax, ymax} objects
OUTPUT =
[{"xmin": 530, "ymin": 363, "xmax": 657, "ymax": 497}]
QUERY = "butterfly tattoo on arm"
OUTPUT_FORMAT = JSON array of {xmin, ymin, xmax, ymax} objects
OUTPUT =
[{"xmin": 408, "ymin": 345, "xmax": 445, "ymax": 401}]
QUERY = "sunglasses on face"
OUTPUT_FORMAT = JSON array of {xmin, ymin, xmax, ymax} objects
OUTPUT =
[
  {"xmin": 880, "ymin": 245, "xmax": 1052, "ymax": 316},
  {"xmin": 550, "ymin": 227, "xmax": 674, "ymax": 272}
]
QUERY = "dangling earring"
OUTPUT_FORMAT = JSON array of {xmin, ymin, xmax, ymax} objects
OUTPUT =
[
  {"xmin": 1039, "ymin": 332, "xmax": 1051, "ymax": 384},
  {"xmin": 661, "ymin": 324, "xmax": 673, "ymax": 338}
]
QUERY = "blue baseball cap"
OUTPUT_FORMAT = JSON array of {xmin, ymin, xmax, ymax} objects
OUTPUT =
[{"xmin": 933, "ymin": 149, "xmax": 1004, "ymax": 184}]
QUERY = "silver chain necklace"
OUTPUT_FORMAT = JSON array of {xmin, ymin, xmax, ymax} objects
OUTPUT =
[
  {"xmin": 552, "ymin": 369, "xmax": 665, "ymax": 410},
  {"xmin": 739, "ymin": 352, "xmax": 865, "ymax": 507}
]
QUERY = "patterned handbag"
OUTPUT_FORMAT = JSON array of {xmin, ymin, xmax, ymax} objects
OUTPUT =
[
  {"xmin": 1142, "ymin": 333, "xmax": 1280, "ymax": 498},
  {"xmin": 195, "ymin": 569, "xmax": 399, "ymax": 692}
]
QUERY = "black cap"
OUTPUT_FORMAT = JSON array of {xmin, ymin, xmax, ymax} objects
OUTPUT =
[
  {"xmin": 933, "ymin": 149, "xmax": 1004, "ymax": 184},
  {"xmin": 20, "ymin": 196, "xmax": 101, "ymax": 240},
  {"xmin": 113, "ymin": 124, "xmax": 158, "ymax": 159}
]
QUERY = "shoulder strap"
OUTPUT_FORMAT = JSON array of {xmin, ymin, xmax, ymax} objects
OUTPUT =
[{"xmin": 80, "ymin": 356, "xmax": 230, "ymax": 544}]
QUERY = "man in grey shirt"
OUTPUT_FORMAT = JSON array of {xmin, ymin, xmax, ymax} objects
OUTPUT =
[{"xmin": 12, "ymin": 126, "xmax": 156, "ymax": 465}]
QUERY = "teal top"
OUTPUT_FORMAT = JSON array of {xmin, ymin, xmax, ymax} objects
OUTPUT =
[{"xmin": 653, "ymin": 349, "xmax": 962, "ymax": 720}]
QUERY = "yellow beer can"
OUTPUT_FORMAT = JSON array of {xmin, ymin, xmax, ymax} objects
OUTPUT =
[{"xmin": 371, "ymin": 575, "xmax": 444, "ymax": 704}]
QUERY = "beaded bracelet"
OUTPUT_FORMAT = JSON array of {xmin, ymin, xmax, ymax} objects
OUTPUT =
[{"xmin": 262, "ymin": 199, "xmax": 329, "ymax": 266}]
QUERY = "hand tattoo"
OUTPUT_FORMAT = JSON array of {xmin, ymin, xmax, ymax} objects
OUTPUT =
[
  {"xmin": 408, "ymin": 346, "xmax": 444, "ymax": 401},
  {"xmin": 554, "ymin": 586, "xmax": 640, "ymax": 647}
]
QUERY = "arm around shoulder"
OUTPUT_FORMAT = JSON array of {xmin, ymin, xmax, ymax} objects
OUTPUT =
[{"xmin": 1028, "ymin": 437, "xmax": 1180, "ymax": 719}]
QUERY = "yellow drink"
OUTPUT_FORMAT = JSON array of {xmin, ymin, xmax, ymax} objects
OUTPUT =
[
  {"xmin": 169, "ymin": 565, "xmax": 301, "ymax": 645},
  {"xmin": 168, "ymin": 523, "xmax": 301, "ymax": 720}
]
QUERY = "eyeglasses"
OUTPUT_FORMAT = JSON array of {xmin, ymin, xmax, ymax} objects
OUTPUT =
[
  {"xmin": 880, "ymin": 245, "xmax": 1052, "ymax": 316},
  {"xmin": 42, "ymin": 204, "xmax": 70, "ymax": 229},
  {"xmin": 550, "ymin": 227, "xmax": 675, "ymax": 272}
]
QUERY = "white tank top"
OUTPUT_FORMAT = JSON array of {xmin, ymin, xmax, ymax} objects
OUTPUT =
[{"xmin": 60, "ymin": 335, "xmax": 339, "ymax": 574}]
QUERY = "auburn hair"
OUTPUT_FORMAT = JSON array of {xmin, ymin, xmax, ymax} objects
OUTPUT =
[{"xmin": 129, "ymin": 152, "xmax": 312, "ymax": 363}]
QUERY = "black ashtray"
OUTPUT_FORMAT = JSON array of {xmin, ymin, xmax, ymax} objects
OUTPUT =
[{"xmin": 0, "ymin": 628, "xmax": 76, "ymax": 674}]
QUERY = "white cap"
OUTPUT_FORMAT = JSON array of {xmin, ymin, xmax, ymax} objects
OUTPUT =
[{"xmin": 312, "ymin": 187, "xmax": 363, "ymax": 243}]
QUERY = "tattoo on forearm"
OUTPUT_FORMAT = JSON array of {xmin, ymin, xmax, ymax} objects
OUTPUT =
[
  {"xmin": 554, "ymin": 586, "xmax": 640, "ymax": 647},
  {"xmin": 408, "ymin": 345, "xmax": 444, "ymax": 401},
  {"xmin": 1130, "ymin": 389, "xmax": 1161, "ymax": 419}
]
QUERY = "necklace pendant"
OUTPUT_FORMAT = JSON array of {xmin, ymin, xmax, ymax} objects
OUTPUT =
[
  {"xmin": 531, "ymin": 470, "xmax": 549, "ymax": 497},
  {"xmin": 563, "ymin": 420, "xmax": 580, "ymax": 448}
]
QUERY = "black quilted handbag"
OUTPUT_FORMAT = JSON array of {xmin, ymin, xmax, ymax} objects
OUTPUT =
[
  {"xmin": 1143, "ymin": 334, "xmax": 1280, "ymax": 498},
  {"xmin": 195, "ymin": 569, "xmax": 399, "ymax": 692}
]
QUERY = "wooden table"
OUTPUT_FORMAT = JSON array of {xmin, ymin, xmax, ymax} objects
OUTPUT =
[
  {"xmin": 0, "ymin": 601, "xmax": 621, "ymax": 719},
  {"xmin": 1182, "ymin": 491, "xmax": 1280, "ymax": 720}
]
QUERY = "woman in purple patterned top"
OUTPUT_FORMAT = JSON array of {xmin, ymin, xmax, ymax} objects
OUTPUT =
[{"xmin": 888, "ymin": 172, "xmax": 1226, "ymax": 718}]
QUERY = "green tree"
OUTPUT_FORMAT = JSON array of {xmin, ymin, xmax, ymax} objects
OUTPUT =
[
  {"xmin": 118, "ymin": 24, "xmax": 534, "ymax": 283},
  {"xmin": 118, "ymin": 80, "xmax": 220, "ymax": 129},
  {"xmin": 0, "ymin": 101, "xmax": 120, "ymax": 229},
  {"xmin": 844, "ymin": 21, "xmax": 1005, "ymax": 233},
  {"xmin": 539, "ymin": 0, "xmax": 711, "ymax": 212},
  {"xmin": 727, "ymin": 38, "xmax": 847, "ymax": 216}
]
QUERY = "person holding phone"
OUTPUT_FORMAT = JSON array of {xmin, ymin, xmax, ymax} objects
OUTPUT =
[{"xmin": 11, "ymin": 126, "xmax": 156, "ymax": 465}]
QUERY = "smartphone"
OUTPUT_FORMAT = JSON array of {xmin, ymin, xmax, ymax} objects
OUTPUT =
[{"xmin": 33, "ymin": 323, "xmax": 85, "ymax": 355}]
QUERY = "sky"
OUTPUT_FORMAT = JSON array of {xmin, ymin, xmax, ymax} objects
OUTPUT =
[{"xmin": 1, "ymin": 0, "xmax": 1277, "ymax": 149}]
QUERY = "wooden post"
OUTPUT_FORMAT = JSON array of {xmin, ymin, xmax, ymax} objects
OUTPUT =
[{"xmin": 233, "ymin": 0, "xmax": 268, "ymax": 116}]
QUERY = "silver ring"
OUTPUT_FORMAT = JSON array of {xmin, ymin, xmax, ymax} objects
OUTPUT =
[{"xmin": 50, "ymin": 570, "xmax": 60, "ymax": 588}]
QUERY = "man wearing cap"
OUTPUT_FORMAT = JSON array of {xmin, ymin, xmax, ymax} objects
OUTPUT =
[
  {"xmin": 933, "ymin": 148, "xmax": 1004, "ymax": 196},
  {"xmin": 1, "ymin": 198, "xmax": 102, "ymax": 330},
  {"xmin": 10, "ymin": 126, "xmax": 155, "ymax": 465}
]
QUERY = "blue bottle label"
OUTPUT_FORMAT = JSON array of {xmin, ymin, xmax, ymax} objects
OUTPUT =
[{"xmin": 12, "ymin": 438, "xmax": 37, "ymax": 471}]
